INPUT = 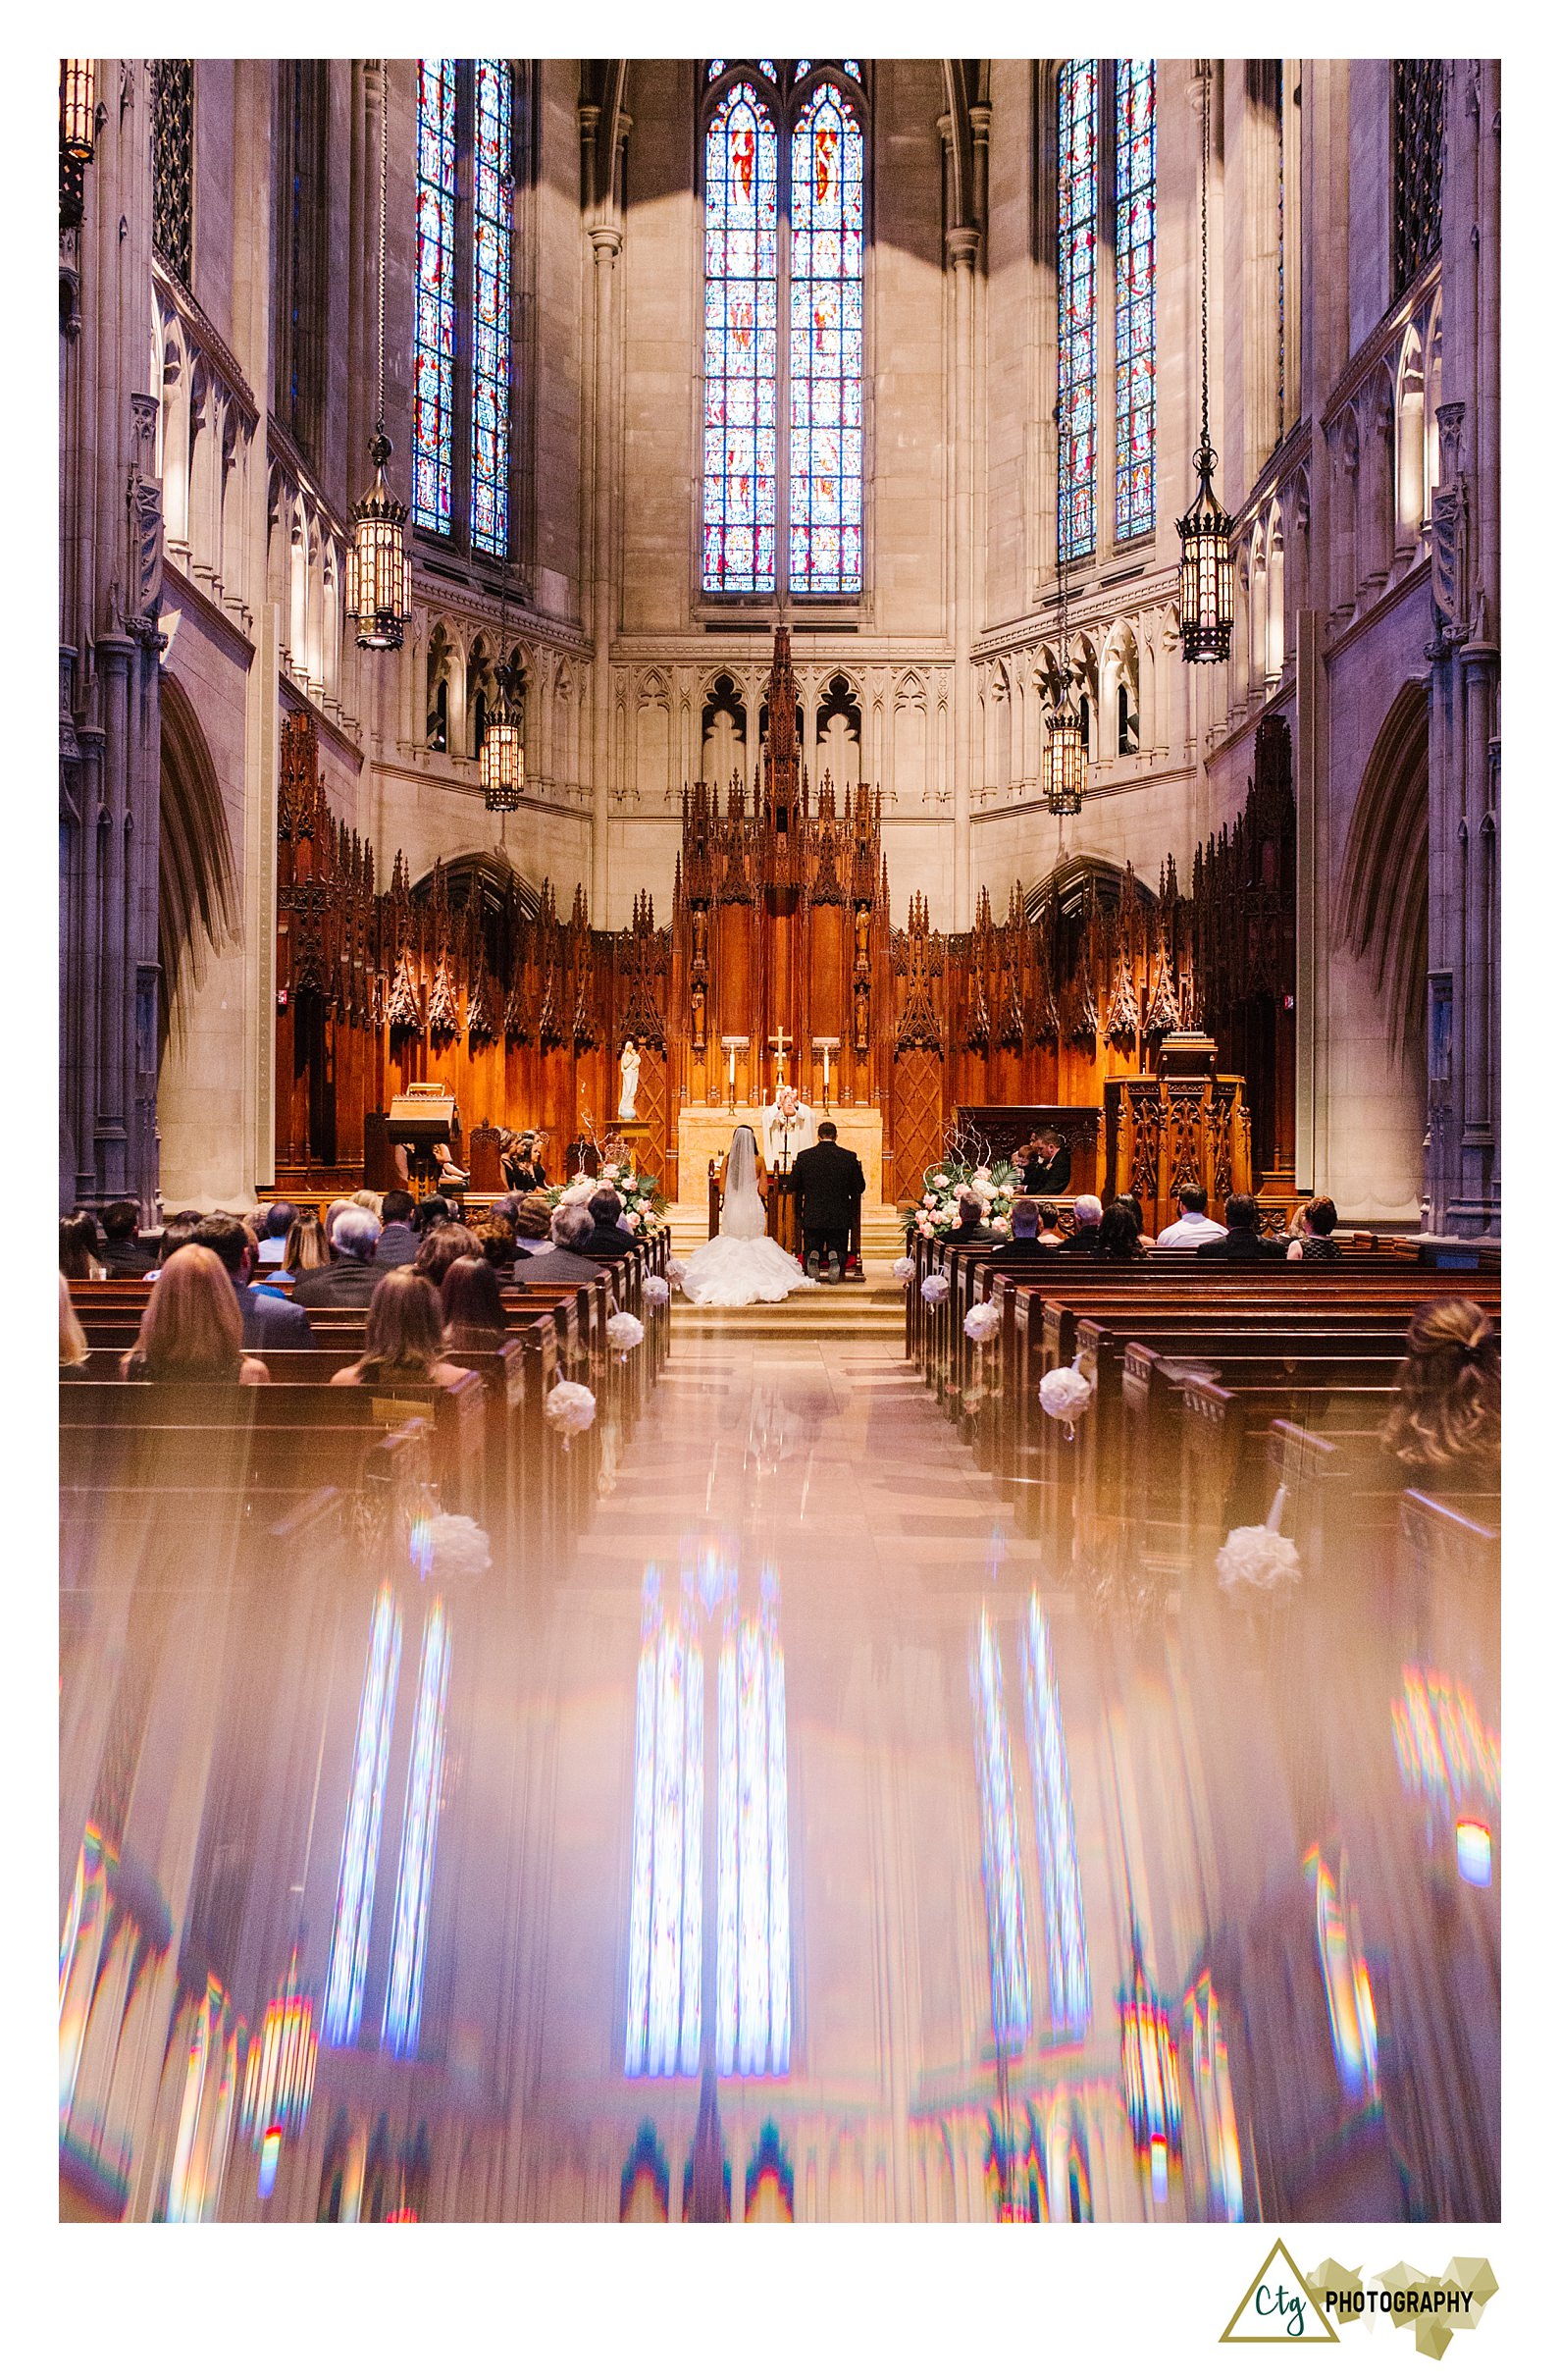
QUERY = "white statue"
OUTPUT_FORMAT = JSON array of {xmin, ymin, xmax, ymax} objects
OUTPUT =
[
  {"xmin": 618, "ymin": 1037, "xmax": 641, "ymax": 1120},
  {"xmin": 762, "ymin": 1081, "xmax": 817, "ymax": 1171}
]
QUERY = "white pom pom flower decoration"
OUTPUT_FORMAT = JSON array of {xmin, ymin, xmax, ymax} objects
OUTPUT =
[
  {"xmin": 1216, "ymin": 1524, "xmax": 1302, "ymax": 1606},
  {"xmin": 545, "ymin": 1380, "xmax": 598, "ymax": 1440},
  {"xmin": 963, "ymin": 1299, "xmax": 1002, "ymax": 1344},
  {"xmin": 641, "ymin": 1275, "xmax": 671, "ymax": 1307},
  {"xmin": 919, "ymin": 1271, "xmax": 950, "ymax": 1306},
  {"xmin": 891, "ymin": 1254, "xmax": 916, "ymax": 1286},
  {"xmin": 665, "ymin": 1257, "xmax": 688, "ymax": 1289},
  {"xmin": 606, "ymin": 1311, "xmax": 646, "ymax": 1352},
  {"xmin": 417, "ymin": 1512, "xmax": 493, "ymax": 1580},
  {"xmin": 1039, "ymin": 1365, "xmax": 1094, "ymax": 1427}
]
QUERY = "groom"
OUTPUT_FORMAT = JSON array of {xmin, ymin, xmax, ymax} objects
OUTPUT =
[{"xmin": 788, "ymin": 1121, "xmax": 866, "ymax": 1282}]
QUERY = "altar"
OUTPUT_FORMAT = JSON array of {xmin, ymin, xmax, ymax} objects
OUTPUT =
[{"xmin": 671, "ymin": 1103, "xmax": 886, "ymax": 1208}]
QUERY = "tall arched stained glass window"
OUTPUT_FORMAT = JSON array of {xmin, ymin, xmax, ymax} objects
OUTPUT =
[
  {"xmin": 702, "ymin": 82, "xmax": 779, "ymax": 594},
  {"xmin": 413, "ymin": 60, "xmax": 458, "ymax": 535},
  {"xmin": 471, "ymin": 60, "xmax": 513, "ymax": 557},
  {"xmin": 1114, "ymin": 61, "xmax": 1156, "ymax": 541},
  {"xmin": 1057, "ymin": 61, "xmax": 1098, "ymax": 560},
  {"xmin": 702, "ymin": 63, "xmax": 867, "ymax": 600},
  {"xmin": 789, "ymin": 84, "xmax": 864, "ymax": 594}
]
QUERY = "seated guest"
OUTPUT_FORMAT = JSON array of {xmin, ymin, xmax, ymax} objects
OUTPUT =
[
  {"xmin": 411, "ymin": 1223, "xmax": 483, "ymax": 1290},
  {"xmin": 272, "ymin": 1208, "xmax": 328, "ymax": 1285},
  {"xmin": 1021, "ymin": 1129, "xmax": 1071, "ymax": 1195},
  {"xmin": 60, "ymin": 1274, "xmax": 89, "ymax": 1374},
  {"xmin": 1096, "ymin": 1200, "xmax": 1148, "ymax": 1262},
  {"xmin": 1379, "ymin": 1297, "xmax": 1499, "ymax": 1489},
  {"xmin": 991, "ymin": 1197, "xmax": 1059, "ymax": 1265},
  {"xmin": 1065, "ymin": 1192, "xmax": 1104, "ymax": 1256},
  {"xmin": 1155, "ymin": 1182, "xmax": 1228, "ymax": 1248},
  {"xmin": 373, "ymin": 1188, "xmax": 421, "ymax": 1270},
  {"xmin": 254, "ymin": 1200, "xmax": 297, "ymax": 1265},
  {"xmin": 143, "ymin": 1221, "xmax": 194, "ymax": 1281},
  {"xmin": 188, "ymin": 1213, "xmax": 315, "ymax": 1349},
  {"xmin": 330, "ymin": 1270, "xmax": 474, "ymax": 1390},
  {"xmin": 1118, "ymin": 1190, "xmax": 1157, "ymax": 1253},
  {"xmin": 513, "ymin": 1192, "xmax": 557, "ymax": 1257},
  {"xmin": 60, "ymin": 1212, "xmax": 105, "ymax": 1281},
  {"xmin": 1287, "ymin": 1194, "xmax": 1341, "ymax": 1261},
  {"xmin": 501, "ymin": 1130, "xmax": 548, "ymax": 1193},
  {"xmin": 99, "ymin": 1199, "xmax": 148, "ymax": 1278},
  {"xmin": 1036, "ymin": 1202, "xmax": 1066, "ymax": 1246},
  {"xmin": 517, "ymin": 1199, "xmax": 610, "ymax": 1283},
  {"xmin": 414, "ymin": 1194, "xmax": 455, "ymax": 1238},
  {"xmin": 440, "ymin": 1254, "xmax": 510, "ymax": 1349},
  {"xmin": 1198, "ymin": 1191, "xmax": 1285, "ymax": 1263},
  {"xmin": 350, "ymin": 1189, "xmax": 385, "ymax": 1220},
  {"xmin": 582, "ymin": 1187, "xmax": 638, "ymax": 1258},
  {"xmin": 121, "ymin": 1244, "xmax": 270, "ymax": 1384},
  {"xmin": 290, "ymin": 1205, "xmax": 385, "ymax": 1306},
  {"xmin": 477, "ymin": 1214, "xmax": 520, "ymax": 1273},
  {"xmin": 945, "ymin": 1190, "xmax": 1001, "ymax": 1246}
]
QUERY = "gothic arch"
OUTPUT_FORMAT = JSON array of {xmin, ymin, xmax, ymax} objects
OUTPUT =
[
  {"xmin": 158, "ymin": 670, "xmax": 238, "ymax": 1062},
  {"xmin": 1338, "ymin": 679, "xmax": 1430, "ymax": 1064}
]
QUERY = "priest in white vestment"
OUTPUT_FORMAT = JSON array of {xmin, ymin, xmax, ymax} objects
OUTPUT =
[{"xmin": 762, "ymin": 1083, "xmax": 817, "ymax": 1172}]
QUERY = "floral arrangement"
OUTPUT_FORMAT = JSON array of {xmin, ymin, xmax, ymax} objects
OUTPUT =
[
  {"xmin": 919, "ymin": 1271, "xmax": 950, "ymax": 1306},
  {"xmin": 641, "ymin": 1274, "xmax": 671, "ymax": 1308},
  {"xmin": 1039, "ymin": 1365, "xmax": 1094, "ymax": 1426},
  {"xmin": 407, "ymin": 1510, "xmax": 492, "ymax": 1580},
  {"xmin": 606, "ymin": 1310, "xmax": 646, "ymax": 1353},
  {"xmin": 545, "ymin": 1379, "xmax": 598, "ymax": 1440},
  {"xmin": 900, "ymin": 1139, "xmax": 1022, "ymax": 1242},
  {"xmin": 891, "ymin": 1254, "xmax": 916, "ymax": 1287},
  {"xmin": 1215, "ymin": 1489, "xmax": 1302, "ymax": 1609},
  {"xmin": 963, "ymin": 1299, "xmax": 1002, "ymax": 1344},
  {"xmin": 546, "ymin": 1150, "xmax": 667, "ymax": 1238},
  {"xmin": 665, "ymin": 1257, "xmax": 688, "ymax": 1290}
]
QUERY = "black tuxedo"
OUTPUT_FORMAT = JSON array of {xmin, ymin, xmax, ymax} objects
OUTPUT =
[
  {"xmin": 1022, "ymin": 1146, "xmax": 1071, "ymax": 1194},
  {"xmin": 1198, "ymin": 1227, "xmax": 1285, "ymax": 1264},
  {"xmin": 583, "ymin": 1225, "xmax": 639, "ymax": 1258},
  {"xmin": 988, "ymin": 1236, "xmax": 1058, "ymax": 1265},
  {"xmin": 943, "ymin": 1220, "xmax": 1000, "ymax": 1245},
  {"xmin": 789, "ymin": 1138, "xmax": 865, "ymax": 1262}
]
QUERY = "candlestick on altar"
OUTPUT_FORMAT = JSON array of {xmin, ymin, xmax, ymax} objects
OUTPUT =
[
  {"xmin": 811, "ymin": 1035, "xmax": 841, "ymax": 1114},
  {"xmin": 719, "ymin": 1034, "xmax": 749, "ymax": 1114}
]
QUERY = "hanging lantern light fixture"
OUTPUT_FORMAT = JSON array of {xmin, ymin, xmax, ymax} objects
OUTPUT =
[
  {"xmin": 60, "ymin": 59, "xmax": 96, "ymax": 163},
  {"xmin": 1177, "ymin": 63, "xmax": 1233, "ymax": 661},
  {"xmin": 1045, "ymin": 409, "xmax": 1086, "ymax": 817},
  {"xmin": 346, "ymin": 64, "xmax": 411, "ymax": 652},
  {"xmin": 481, "ymin": 661, "xmax": 525, "ymax": 813}
]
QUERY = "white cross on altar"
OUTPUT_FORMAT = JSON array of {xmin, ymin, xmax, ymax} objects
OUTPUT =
[{"xmin": 767, "ymin": 1027, "xmax": 793, "ymax": 1080}]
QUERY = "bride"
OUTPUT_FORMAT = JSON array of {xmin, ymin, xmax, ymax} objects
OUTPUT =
[{"xmin": 676, "ymin": 1125, "xmax": 816, "ymax": 1307}]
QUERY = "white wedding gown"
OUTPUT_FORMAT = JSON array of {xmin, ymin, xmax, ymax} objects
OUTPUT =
[{"xmin": 676, "ymin": 1129, "xmax": 816, "ymax": 1308}]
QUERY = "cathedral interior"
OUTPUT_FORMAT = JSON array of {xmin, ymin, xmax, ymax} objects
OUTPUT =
[{"xmin": 55, "ymin": 49, "xmax": 1502, "ymax": 2296}]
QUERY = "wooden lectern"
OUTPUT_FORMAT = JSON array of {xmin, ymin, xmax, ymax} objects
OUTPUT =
[{"xmin": 387, "ymin": 1084, "xmax": 460, "ymax": 1197}]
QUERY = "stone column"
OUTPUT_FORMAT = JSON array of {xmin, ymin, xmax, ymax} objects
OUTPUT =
[{"xmin": 946, "ymin": 220, "xmax": 978, "ymax": 930}]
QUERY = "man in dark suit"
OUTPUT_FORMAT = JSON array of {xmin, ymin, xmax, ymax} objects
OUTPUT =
[
  {"xmin": 1197, "ymin": 1192, "xmax": 1286, "ymax": 1263},
  {"xmin": 581, "ymin": 1187, "xmax": 639, "ymax": 1258},
  {"xmin": 99, "ymin": 1198, "xmax": 152, "ymax": 1278},
  {"xmin": 943, "ymin": 1190, "xmax": 1002, "ymax": 1247},
  {"xmin": 514, "ymin": 1198, "xmax": 609, "ymax": 1283},
  {"xmin": 189, "ymin": 1214, "xmax": 316, "ymax": 1349},
  {"xmin": 987, "ymin": 1197, "xmax": 1059, "ymax": 1265},
  {"xmin": 1020, "ymin": 1129, "xmax": 1071, "ymax": 1195},
  {"xmin": 1062, "ymin": 1192, "xmax": 1103, "ymax": 1255},
  {"xmin": 290, "ymin": 1206, "xmax": 386, "ymax": 1306},
  {"xmin": 373, "ymin": 1187, "xmax": 422, "ymax": 1269},
  {"xmin": 789, "ymin": 1121, "xmax": 866, "ymax": 1281}
]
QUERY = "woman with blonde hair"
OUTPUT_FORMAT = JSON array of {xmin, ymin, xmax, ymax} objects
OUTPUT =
[
  {"xmin": 330, "ymin": 1269, "xmax": 474, "ymax": 1389},
  {"xmin": 121, "ymin": 1244, "xmax": 270, "ymax": 1384},
  {"xmin": 273, "ymin": 1206, "xmax": 329, "ymax": 1284},
  {"xmin": 350, "ymin": 1189, "xmax": 385, "ymax": 1220},
  {"xmin": 60, "ymin": 1274, "xmax": 88, "ymax": 1374},
  {"xmin": 1380, "ymin": 1297, "xmax": 1499, "ymax": 1483}
]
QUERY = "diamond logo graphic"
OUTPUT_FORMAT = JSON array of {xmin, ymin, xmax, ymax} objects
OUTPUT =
[{"xmin": 1222, "ymin": 2239, "xmax": 1340, "ymax": 2344}]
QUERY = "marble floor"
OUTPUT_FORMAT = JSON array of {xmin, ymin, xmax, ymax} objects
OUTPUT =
[{"xmin": 59, "ymin": 1300, "xmax": 1501, "ymax": 2224}]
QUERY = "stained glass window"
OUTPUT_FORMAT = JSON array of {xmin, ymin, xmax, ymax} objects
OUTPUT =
[
  {"xmin": 471, "ymin": 61, "xmax": 513, "ymax": 557},
  {"xmin": 151, "ymin": 59, "xmax": 194, "ymax": 286},
  {"xmin": 1020, "ymin": 1600, "xmax": 1091, "ymax": 2038},
  {"xmin": 715, "ymin": 1569, "xmax": 791, "ymax": 2075},
  {"xmin": 702, "ymin": 69, "xmax": 865, "ymax": 598},
  {"xmin": 1391, "ymin": 60, "xmax": 1444, "ymax": 299},
  {"xmin": 625, "ymin": 1567, "xmax": 705, "ymax": 2077},
  {"xmin": 1057, "ymin": 61, "xmax": 1097, "ymax": 560},
  {"xmin": 1113, "ymin": 60, "xmax": 1155, "ymax": 541},
  {"xmin": 790, "ymin": 85, "xmax": 864, "ymax": 594},
  {"xmin": 702, "ymin": 82, "xmax": 779, "ymax": 593},
  {"xmin": 413, "ymin": 60, "xmax": 458, "ymax": 535}
]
